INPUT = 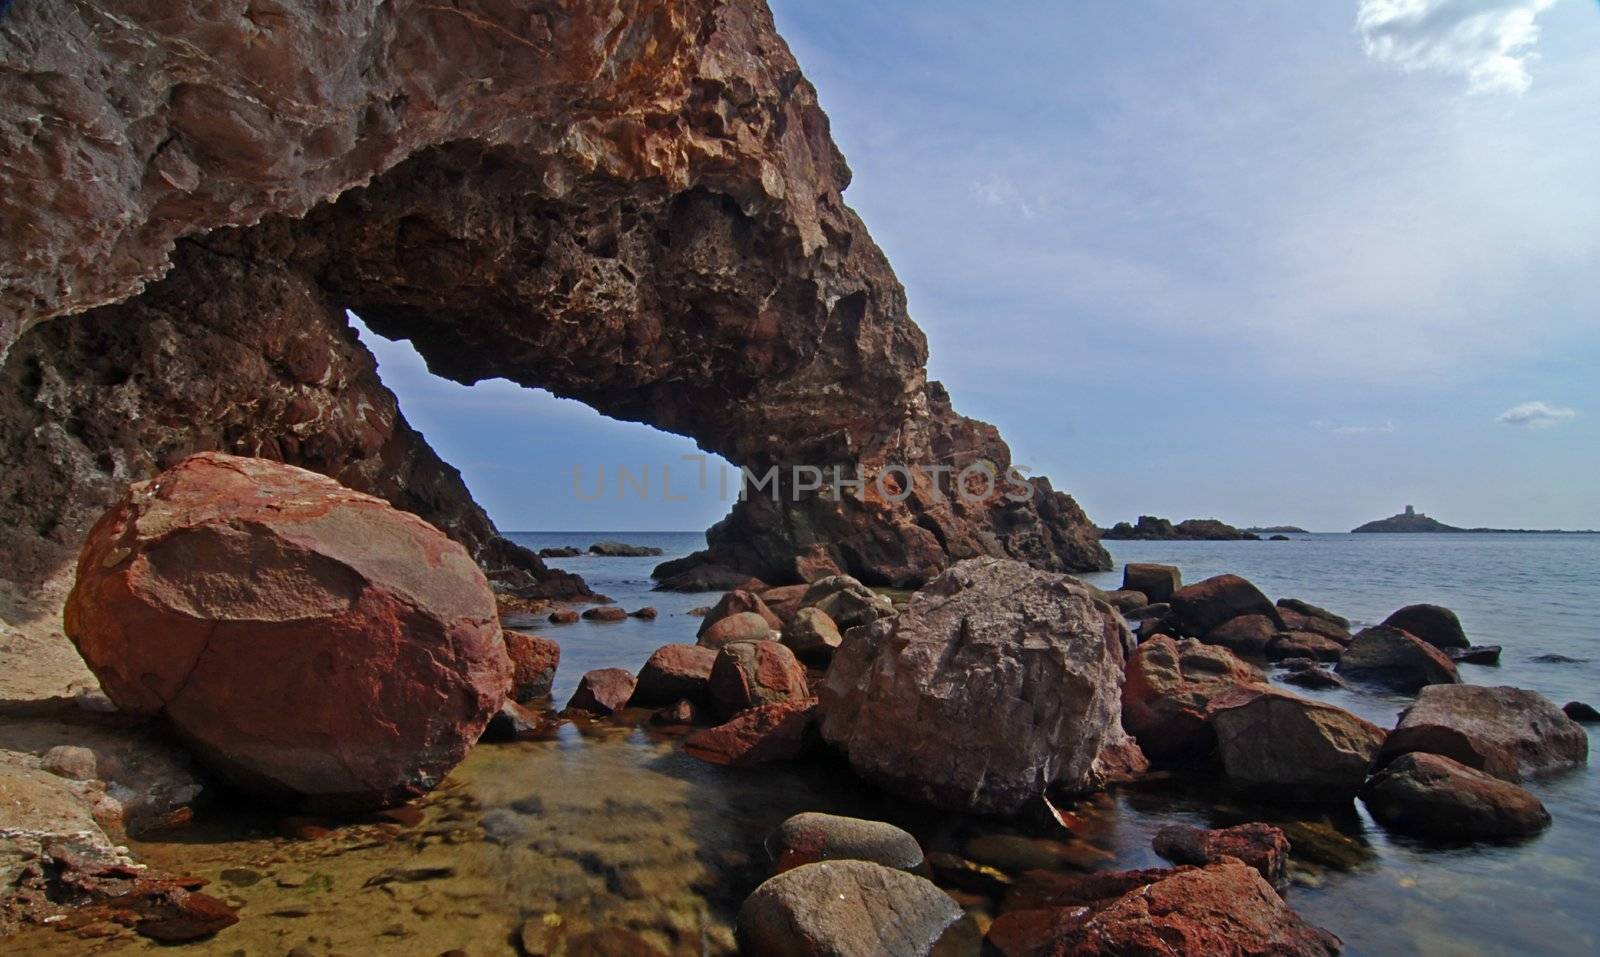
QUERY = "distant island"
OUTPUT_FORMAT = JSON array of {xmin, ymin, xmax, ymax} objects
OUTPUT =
[
  {"xmin": 1101, "ymin": 516, "xmax": 1258, "ymax": 541},
  {"xmin": 1352, "ymin": 506, "xmax": 1598, "ymax": 534},
  {"xmin": 1243, "ymin": 525, "xmax": 1310, "ymax": 534}
]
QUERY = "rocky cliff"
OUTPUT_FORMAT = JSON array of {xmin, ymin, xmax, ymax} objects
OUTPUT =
[{"xmin": 0, "ymin": 0, "xmax": 1106, "ymax": 597}]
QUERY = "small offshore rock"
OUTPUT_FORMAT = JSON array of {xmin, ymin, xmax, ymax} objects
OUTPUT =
[
  {"xmin": 1563, "ymin": 701, "xmax": 1600, "ymax": 723},
  {"xmin": 587, "ymin": 541, "xmax": 663, "ymax": 557},
  {"xmin": 736, "ymin": 860, "xmax": 962, "ymax": 957},
  {"xmin": 581, "ymin": 605, "xmax": 628, "ymax": 622},
  {"xmin": 769, "ymin": 812, "xmax": 923, "ymax": 873},
  {"xmin": 1450, "ymin": 645, "xmax": 1502, "ymax": 666},
  {"xmin": 629, "ymin": 606, "xmax": 657, "ymax": 619},
  {"xmin": 547, "ymin": 609, "xmax": 579, "ymax": 625},
  {"xmin": 1362, "ymin": 751, "xmax": 1551, "ymax": 840}
]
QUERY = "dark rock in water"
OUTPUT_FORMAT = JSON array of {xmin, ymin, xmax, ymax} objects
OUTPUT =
[
  {"xmin": 1153, "ymin": 822, "xmax": 1291, "ymax": 890},
  {"xmin": 1039, "ymin": 861, "xmax": 1342, "ymax": 956},
  {"xmin": 1532, "ymin": 653, "xmax": 1587, "ymax": 664},
  {"xmin": 538, "ymin": 546, "xmax": 581, "ymax": 558},
  {"xmin": 1336, "ymin": 626, "xmax": 1460, "ymax": 691},
  {"xmin": 1277, "ymin": 607, "xmax": 1353, "ymax": 644},
  {"xmin": 652, "ymin": 561, "xmax": 768, "ymax": 594},
  {"xmin": 1268, "ymin": 631, "xmax": 1345, "ymax": 663},
  {"xmin": 736, "ymin": 860, "xmax": 962, "ymax": 957},
  {"xmin": 481, "ymin": 700, "xmax": 542, "ymax": 742},
  {"xmin": 1269, "ymin": 534, "xmax": 1291, "ymax": 540},
  {"xmin": 1204, "ymin": 614, "xmax": 1279, "ymax": 657},
  {"xmin": 927, "ymin": 852, "xmax": 1012, "ymax": 895},
  {"xmin": 1277, "ymin": 598, "xmax": 1351, "ymax": 630},
  {"xmin": 1102, "ymin": 516, "xmax": 1259, "ymax": 541},
  {"xmin": 1209, "ymin": 687, "xmax": 1386, "ymax": 802},
  {"xmin": 587, "ymin": 541, "xmax": 662, "ymax": 557},
  {"xmin": 1122, "ymin": 636, "xmax": 1265, "ymax": 765},
  {"xmin": 1127, "ymin": 601, "xmax": 1171, "ymax": 621},
  {"xmin": 563, "ymin": 669, "xmax": 636, "ymax": 717},
  {"xmin": 1381, "ymin": 604, "xmax": 1470, "ymax": 650},
  {"xmin": 630, "ymin": 644, "xmax": 718, "ymax": 708},
  {"xmin": 63, "ymin": 453, "xmax": 509, "ymax": 812},
  {"xmin": 818, "ymin": 559, "xmax": 1130, "ymax": 815},
  {"xmin": 684, "ymin": 700, "xmax": 817, "ymax": 768},
  {"xmin": 697, "ymin": 589, "xmax": 784, "ymax": 638},
  {"xmin": 1450, "ymin": 644, "xmax": 1502, "ymax": 665},
  {"xmin": 1363, "ymin": 752, "xmax": 1551, "ymax": 839},
  {"xmin": 768, "ymin": 812, "xmax": 923, "ymax": 873},
  {"xmin": 629, "ymin": 606, "xmax": 657, "ymax": 619},
  {"xmin": 546, "ymin": 609, "xmax": 579, "ymax": 625},
  {"xmin": 1564, "ymin": 701, "xmax": 1600, "ymax": 723},
  {"xmin": 650, "ymin": 699, "xmax": 704, "ymax": 727},
  {"xmin": 1172, "ymin": 575, "xmax": 1283, "ymax": 637},
  {"xmin": 504, "ymin": 632, "xmax": 559, "ymax": 703},
  {"xmin": 1380, "ymin": 685, "xmax": 1588, "ymax": 781},
  {"xmin": 580, "ymin": 605, "xmax": 628, "ymax": 622},
  {"xmin": 1122, "ymin": 562, "xmax": 1182, "ymax": 603},
  {"xmin": 8, "ymin": 844, "xmax": 239, "ymax": 943},
  {"xmin": 708, "ymin": 640, "xmax": 810, "ymax": 720},
  {"xmin": 1279, "ymin": 663, "xmax": 1350, "ymax": 690}
]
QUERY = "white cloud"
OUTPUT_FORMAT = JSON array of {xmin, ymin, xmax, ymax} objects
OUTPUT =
[
  {"xmin": 1497, "ymin": 400, "xmax": 1576, "ymax": 427},
  {"xmin": 1330, "ymin": 420, "xmax": 1399, "ymax": 435},
  {"xmin": 972, "ymin": 175, "xmax": 1039, "ymax": 220},
  {"xmin": 1357, "ymin": 0, "xmax": 1566, "ymax": 94}
]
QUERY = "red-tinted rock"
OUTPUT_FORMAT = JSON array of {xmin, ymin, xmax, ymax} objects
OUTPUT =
[
  {"xmin": 1209, "ymin": 687, "xmax": 1386, "ymax": 802},
  {"xmin": 629, "ymin": 606, "xmax": 658, "ymax": 619},
  {"xmin": 1122, "ymin": 637, "xmax": 1265, "ymax": 765},
  {"xmin": 504, "ymin": 632, "xmax": 559, "ymax": 703},
  {"xmin": 684, "ymin": 700, "xmax": 817, "ymax": 767},
  {"xmin": 1276, "ymin": 607, "xmax": 1352, "ymax": 644},
  {"xmin": 547, "ymin": 609, "xmax": 579, "ymax": 625},
  {"xmin": 631, "ymin": 644, "xmax": 719, "ymax": 707},
  {"xmin": 652, "ymin": 562, "xmax": 767, "ymax": 594},
  {"xmin": 62, "ymin": 453, "xmax": 509, "ymax": 811},
  {"xmin": 698, "ymin": 611, "xmax": 775, "ymax": 649},
  {"xmin": 1152, "ymin": 823, "xmax": 1290, "ymax": 890},
  {"xmin": 1381, "ymin": 604, "xmax": 1469, "ymax": 650},
  {"xmin": 759, "ymin": 584, "xmax": 811, "ymax": 624},
  {"xmin": 481, "ymin": 700, "xmax": 542, "ymax": 742},
  {"xmin": 1336, "ymin": 626, "xmax": 1460, "ymax": 691},
  {"xmin": 1379, "ymin": 684, "xmax": 1587, "ymax": 781},
  {"xmin": 1121, "ymin": 563, "xmax": 1181, "ymax": 604},
  {"xmin": 1362, "ymin": 752, "xmax": 1551, "ymax": 839},
  {"xmin": 1267, "ymin": 631, "xmax": 1344, "ymax": 662},
  {"xmin": 708, "ymin": 640, "xmax": 810, "ymax": 720},
  {"xmin": 1170, "ymin": 575, "xmax": 1282, "ymax": 637},
  {"xmin": 697, "ymin": 589, "xmax": 784, "ymax": 639},
  {"xmin": 563, "ymin": 669, "xmax": 637, "ymax": 717},
  {"xmin": 1202, "ymin": 614, "xmax": 1278, "ymax": 657},
  {"xmin": 581, "ymin": 605, "xmax": 628, "ymax": 623}
]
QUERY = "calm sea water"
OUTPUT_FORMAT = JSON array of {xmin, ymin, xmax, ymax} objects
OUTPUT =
[{"xmin": 99, "ymin": 532, "xmax": 1595, "ymax": 956}]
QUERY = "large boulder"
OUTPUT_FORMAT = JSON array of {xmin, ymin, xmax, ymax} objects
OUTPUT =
[
  {"xmin": 1266, "ymin": 631, "xmax": 1344, "ymax": 663},
  {"xmin": 1379, "ymin": 685, "xmax": 1588, "ymax": 781},
  {"xmin": 1170, "ymin": 575, "xmax": 1282, "ymax": 637},
  {"xmin": 1042, "ymin": 860, "xmax": 1342, "ymax": 956},
  {"xmin": 1362, "ymin": 752, "xmax": 1551, "ymax": 839},
  {"xmin": 697, "ymin": 589, "xmax": 784, "ymax": 638},
  {"xmin": 698, "ymin": 611, "xmax": 775, "ymax": 649},
  {"xmin": 1152, "ymin": 823, "xmax": 1291, "ymax": 891},
  {"xmin": 817, "ymin": 558, "xmax": 1129, "ymax": 815},
  {"xmin": 504, "ymin": 632, "xmax": 560, "ymax": 703},
  {"xmin": 63, "ymin": 453, "xmax": 509, "ymax": 811},
  {"xmin": 799, "ymin": 575, "xmax": 896, "ymax": 631},
  {"xmin": 1336, "ymin": 626, "xmax": 1459, "ymax": 691},
  {"xmin": 1275, "ymin": 606, "xmax": 1352, "ymax": 644},
  {"xmin": 736, "ymin": 860, "xmax": 963, "ymax": 957},
  {"xmin": 1121, "ymin": 637, "xmax": 1265, "ymax": 765},
  {"xmin": 1121, "ymin": 563, "xmax": 1181, "ymax": 604},
  {"xmin": 708, "ymin": 640, "xmax": 810, "ymax": 720},
  {"xmin": 1381, "ymin": 604, "xmax": 1469, "ymax": 650},
  {"xmin": 1277, "ymin": 598, "xmax": 1350, "ymax": 630},
  {"xmin": 1202, "ymin": 614, "xmax": 1278, "ymax": 658},
  {"xmin": 1209, "ymin": 688, "xmax": 1386, "ymax": 802},
  {"xmin": 779, "ymin": 607, "xmax": 844, "ymax": 665},
  {"xmin": 630, "ymin": 644, "xmax": 719, "ymax": 707},
  {"xmin": 769, "ymin": 812, "xmax": 924, "ymax": 873}
]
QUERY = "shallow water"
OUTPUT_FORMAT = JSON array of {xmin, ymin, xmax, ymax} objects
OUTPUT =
[{"xmin": 25, "ymin": 531, "xmax": 1595, "ymax": 954}]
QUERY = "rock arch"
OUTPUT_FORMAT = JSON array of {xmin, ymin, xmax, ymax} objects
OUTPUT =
[{"xmin": 0, "ymin": 0, "xmax": 1106, "ymax": 600}]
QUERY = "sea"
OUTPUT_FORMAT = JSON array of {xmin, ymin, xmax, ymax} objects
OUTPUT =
[{"xmin": 107, "ymin": 531, "xmax": 1596, "ymax": 956}]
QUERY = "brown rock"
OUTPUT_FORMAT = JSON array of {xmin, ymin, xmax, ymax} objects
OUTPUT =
[
  {"xmin": 1170, "ymin": 575, "xmax": 1283, "ymax": 637},
  {"xmin": 1209, "ymin": 688, "xmax": 1386, "ymax": 802},
  {"xmin": 563, "ymin": 669, "xmax": 637, "ymax": 717},
  {"xmin": 1152, "ymin": 823, "xmax": 1290, "ymax": 890},
  {"xmin": 481, "ymin": 700, "xmax": 542, "ymax": 742},
  {"xmin": 799, "ymin": 575, "xmax": 897, "ymax": 631},
  {"xmin": 698, "ymin": 611, "xmax": 775, "ymax": 649},
  {"xmin": 684, "ymin": 700, "xmax": 817, "ymax": 767},
  {"xmin": 581, "ymin": 606, "xmax": 627, "ymax": 623},
  {"xmin": 1121, "ymin": 563, "xmax": 1182, "ymax": 603},
  {"xmin": 504, "ymin": 632, "xmax": 559, "ymax": 703},
  {"xmin": 1381, "ymin": 604, "xmax": 1469, "ymax": 650},
  {"xmin": 759, "ymin": 583, "xmax": 811, "ymax": 624},
  {"xmin": 1336, "ymin": 626, "xmax": 1460, "ymax": 691},
  {"xmin": 1267, "ymin": 631, "xmax": 1345, "ymax": 663},
  {"xmin": 736, "ymin": 860, "xmax": 963, "ymax": 957},
  {"xmin": 696, "ymin": 589, "xmax": 784, "ymax": 638},
  {"xmin": 1379, "ymin": 684, "xmax": 1588, "ymax": 781},
  {"xmin": 650, "ymin": 699, "xmax": 704, "ymax": 726},
  {"xmin": 769, "ymin": 812, "xmax": 924, "ymax": 873},
  {"xmin": 1102, "ymin": 589, "xmax": 1149, "ymax": 613},
  {"xmin": 1276, "ymin": 598, "xmax": 1349, "ymax": 629},
  {"xmin": 1203, "ymin": 614, "xmax": 1279, "ymax": 657},
  {"xmin": 818, "ymin": 558, "xmax": 1130, "ymax": 815},
  {"xmin": 1362, "ymin": 752, "xmax": 1551, "ymax": 839},
  {"xmin": 1564, "ymin": 701, "xmax": 1600, "ymax": 723},
  {"xmin": 62, "ymin": 453, "xmax": 509, "ymax": 811},
  {"xmin": 707, "ymin": 640, "xmax": 810, "ymax": 720},
  {"xmin": 1121, "ymin": 637, "xmax": 1266, "ymax": 765},
  {"xmin": 628, "ymin": 606, "xmax": 657, "ymax": 619},
  {"xmin": 779, "ymin": 607, "xmax": 844, "ymax": 665},
  {"xmin": 1276, "ymin": 607, "xmax": 1352, "ymax": 644},
  {"xmin": 630, "ymin": 644, "xmax": 719, "ymax": 708},
  {"xmin": 547, "ymin": 609, "xmax": 580, "ymax": 625},
  {"xmin": 652, "ymin": 563, "xmax": 768, "ymax": 593}
]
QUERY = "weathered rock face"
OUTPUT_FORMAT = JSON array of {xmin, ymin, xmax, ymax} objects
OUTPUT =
[
  {"xmin": 630, "ymin": 644, "xmax": 719, "ymax": 707},
  {"xmin": 769, "ymin": 812, "xmax": 924, "ymax": 873},
  {"xmin": 63, "ymin": 453, "xmax": 510, "ymax": 810},
  {"xmin": 707, "ymin": 639, "xmax": 810, "ymax": 720},
  {"xmin": 683, "ymin": 699, "xmax": 817, "ymax": 767},
  {"xmin": 0, "ymin": 0, "xmax": 1108, "ymax": 603},
  {"xmin": 1152, "ymin": 823, "xmax": 1291, "ymax": 891},
  {"xmin": 1379, "ymin": 685, "xmax": 1588, "ymax": 782},
  {"xmin": 1121, "ymin": 637, "xmax": 1266, "ymax": 765},
  {"xmin": 818, "ymin": 558, "xmax": 1130, "ymax": 815},
  {"xmin": 1209, "ymin": 688, "xmax": 1386, "ymax": 802},
  {"xmin": 1362, "ymin": 752, "xmax": 1551, "ymax": 840},
  {"xmin": 1336, "ymin": 626, "xmax": 1460, "ymax": 691}
]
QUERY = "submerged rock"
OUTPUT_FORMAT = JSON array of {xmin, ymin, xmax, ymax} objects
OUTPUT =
[
  {"xmin": 1381, "ymin": 604, "xmax": 1469, "ymax": 650},
  {"xmin": 736, "ymin": 860, "xmax": 962, "ymax": 957},
  {"xmin": 818, "ymin": 558, "xmax": 1129, "ymax": 815},
  {"xmin": 63, "ymin": 453, "xmax": 509, "ymax": 811},
  {"xmin": 1336, "ymin": 626, "xmax": 1460, "ymax": 691},
  {"xmin": 1152, "ymin": 823, "xmax": 1291, "ymax": 890},
  {"xmin": 768, "ymin": 812, "xmax": 923, "ymax": 873},
  {"xmin": 1121, "ymin": 636, "xmax": 1265, "ymax": 765},
  {"xmin": 1362, "ymin": 752, "xmax": 1551, "ymax": 840},
  {"xmin": 1379, "ymin": 684, "xmax": 1588, "ymax": 781},
  {"xmin": 1209, "ymin": 688, "xmax": 1386, "ymax": 802}
]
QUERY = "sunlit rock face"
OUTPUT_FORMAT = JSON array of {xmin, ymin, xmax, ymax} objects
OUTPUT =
[{"xmin": 0, "ymin": 0, "xmax": 1106, "ymax": 591}]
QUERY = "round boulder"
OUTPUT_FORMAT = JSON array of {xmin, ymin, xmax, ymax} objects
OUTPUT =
[
  {"xmin": 736, "ymin": 860, "xmax": 962, "ymax": 957},
  {"xmin": 708, "ymin": 640, "xmax": 810, "ymax": 720},
  {"xmin": 697, "ymin": 589, "xmax": 783, "ymax": 639},
  {"xmin": 63, "ymin": 452, "xmax": 510, "ymax": 811},
  {"xmin": 769, "ymin": 812, "xmax": 924, "ymax": 873},
  {"xmin": 1170, "ymin": 574, "xmax": 1282, "ymax": 637},
  {"xmin": 698, "ymin": 611, "xmax": 774, "ymax": 649},
  {"xmin": 1336, "ymin": 626, "xmax": 1460, "ymax": 691},
  {"xmin": 1381, "ymin": 604, "xmax": 1469, "ymax": 650},
  {"xmin": 779, "ymin": 607, "xmax": 843, "ymax": 665},
  {"xmin": 1362, "ymin": 751, "xmax": 1551, "ymax": 839}
]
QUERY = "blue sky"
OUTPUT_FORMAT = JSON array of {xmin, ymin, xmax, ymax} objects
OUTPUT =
[{"xmin": 359, "ymin": 0, "xmax": 1600, "ymax": 533}]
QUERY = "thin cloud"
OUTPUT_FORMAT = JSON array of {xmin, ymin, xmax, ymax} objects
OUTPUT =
[
  {"xmin": 972, "ymin": 175, "xmax": 1039, "ymax": 220},
  {"xmin": 1357, "ymin": 0, "xmax": 1565, "ymax": 95},
  {"xmin": 1497, "ymin": 400, "xmax": 1576, "ymax": 427},
  {"xmin": 1329, "ymin": 420, "xmax": 1399, "ymax": 435}
]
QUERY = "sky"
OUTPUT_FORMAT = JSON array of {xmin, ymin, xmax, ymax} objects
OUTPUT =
[{"xmin": 358, "ymin": 0, "xmax": 1600, "ymax": 533}]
